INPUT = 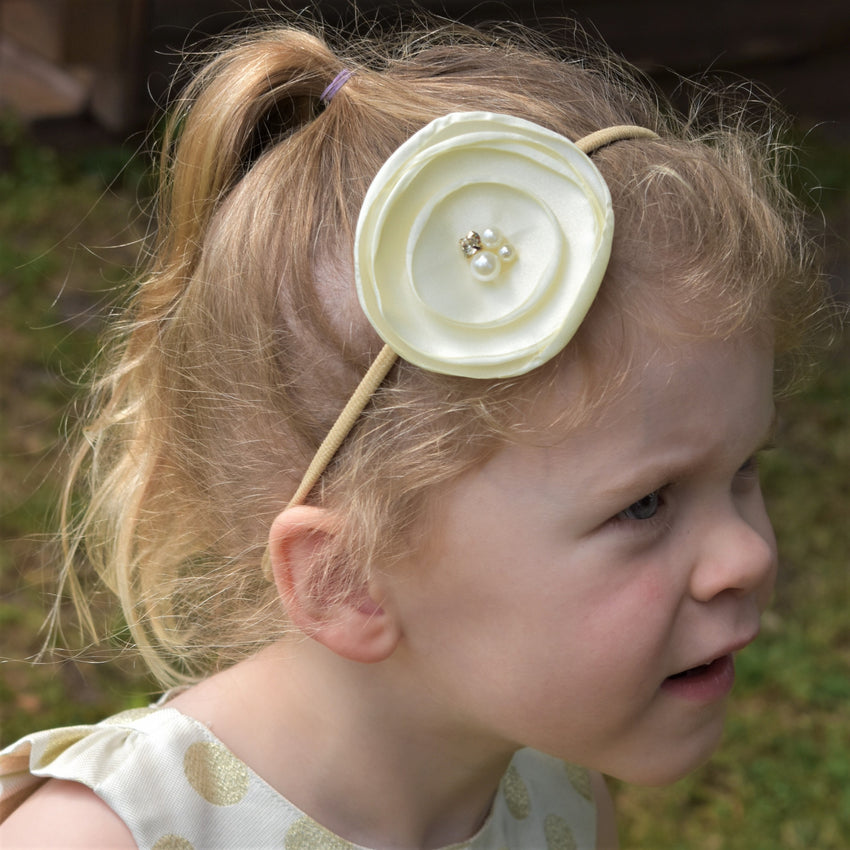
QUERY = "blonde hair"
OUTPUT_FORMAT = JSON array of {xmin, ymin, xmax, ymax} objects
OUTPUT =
[{"xmin": 56, "ymin": 20, "xmax": 825, "ymax": 686}]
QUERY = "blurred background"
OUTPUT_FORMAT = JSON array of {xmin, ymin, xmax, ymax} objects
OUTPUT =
[{"xmin": 1, "ymin": 2, "xmax": 848, "ymax": 847}]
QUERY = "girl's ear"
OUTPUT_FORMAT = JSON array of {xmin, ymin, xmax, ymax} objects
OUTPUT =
[{"xmin": 267, "ymin": 506, "xmax": 400, "ymax": 663}]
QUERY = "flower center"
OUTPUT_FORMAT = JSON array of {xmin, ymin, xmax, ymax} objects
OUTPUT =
[{"xmin": 458, "ymin": 227, "xmax": 517, "ymax": 282}]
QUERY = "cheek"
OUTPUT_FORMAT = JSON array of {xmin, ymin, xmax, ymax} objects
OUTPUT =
[
  {"xmin": 566, "ymin": 563, "xmax": 679, "ymax": 673},
  {"xmin": 581, "ymin": 550, "xmax": 674, "ymax": 616}
]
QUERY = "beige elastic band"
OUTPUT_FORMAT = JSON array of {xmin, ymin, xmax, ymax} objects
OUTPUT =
[
  {"xmin": 286, "ymin": 124, "xmax": 658, "ymax": 510},
  {"xmin": 287, "ymin": 343, "xmax": 398, "ymax": 508},
  {"xmin": 574, "ymin": 124, "xmax": 658, "ymax": 154}
]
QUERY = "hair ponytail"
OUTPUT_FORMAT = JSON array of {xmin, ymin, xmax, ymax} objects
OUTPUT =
[
  {"xmin": 55, "ymin": 27, "xmax": 353, "ymax": 683},
  {"xmin": 157, "ymin": 29, "xmax": 339, "ymax": 284}
]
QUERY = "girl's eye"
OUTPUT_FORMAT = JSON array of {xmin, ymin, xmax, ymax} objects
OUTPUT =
[{"xmin": 618, "ymin": 491, "xmax": 661, "ymax": 521}]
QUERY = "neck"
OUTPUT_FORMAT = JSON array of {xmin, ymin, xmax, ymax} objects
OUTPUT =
[{"xmin": 170, "ymin": 639, "xmax": 513, "ymax": 850}]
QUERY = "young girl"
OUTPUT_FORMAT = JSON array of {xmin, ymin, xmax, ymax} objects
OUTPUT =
[{"xmin": 0, "ymin": 18, "xmax": 825, "ymax": 850}]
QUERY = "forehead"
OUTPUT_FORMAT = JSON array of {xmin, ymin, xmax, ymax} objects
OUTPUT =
[
  {"xmin": 514, "ymin": 333, "xmax": 775, "ymax": 482},
  {"xmin": 414, "ymin": 332, "xmax": 775, "ymax": 560}
]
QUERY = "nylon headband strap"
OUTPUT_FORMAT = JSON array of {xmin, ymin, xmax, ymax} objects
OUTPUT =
[
  {"xmin": 286, "ymin": 124, "xmax": 658, "ymax": 510},
  {"xmin": 287, "ymin": 344, "xmax": 398, "ymax": 507}
]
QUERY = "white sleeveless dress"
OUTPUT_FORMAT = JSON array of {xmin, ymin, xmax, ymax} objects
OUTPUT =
[{"xmin": 0, "ymin": 705, "xmax": 596, "ymax": 849}]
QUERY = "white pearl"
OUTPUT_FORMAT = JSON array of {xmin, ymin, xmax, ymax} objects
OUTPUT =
[
  {"xmin": 498, "ymin": 243, "xmax": 515, "ymax": 262},
  {"xmin": 470, "ymin": 250, "xmax": 501, "ymax": 281},
  {"xmin": 480, "ymin": 227, "xmax": 502, "ymax": 248}
]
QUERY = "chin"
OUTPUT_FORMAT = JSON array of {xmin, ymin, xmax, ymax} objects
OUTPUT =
[{"xmin": 612, "ymin": 716, "xmax": 728, "ymax": 787}]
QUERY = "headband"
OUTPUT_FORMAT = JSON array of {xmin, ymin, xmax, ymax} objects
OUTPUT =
[{"xmin": 287, "ymin": 113, "xmax": 658, "ymax": 509}]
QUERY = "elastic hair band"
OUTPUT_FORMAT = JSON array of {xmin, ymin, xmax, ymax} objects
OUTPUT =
[
  {"xmin": 321, "ymin": 69, "xmax": 355, "ymax": 104},
  {"xmin": 283, "ymin": 124, "xmax": 657, "ymax": 512}
]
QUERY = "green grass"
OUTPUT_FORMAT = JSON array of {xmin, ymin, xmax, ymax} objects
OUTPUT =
[
  {"xmin": 1, "ymin": 115, "xmax": 847, "ymax": 847},
  {"xmin": 0, "ymin": 114, "xmax": 159, "ymax": 741}
]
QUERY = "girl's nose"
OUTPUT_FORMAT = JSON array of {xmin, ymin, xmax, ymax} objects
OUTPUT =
[{"xmin": 688, "ymin": 509, "xmax": 778, "ymax": 604}]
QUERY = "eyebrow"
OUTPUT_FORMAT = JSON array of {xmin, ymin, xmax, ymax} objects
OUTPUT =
[{"xmin": 596, "ymin": 407, "xmax": 778, "ymax": 504}]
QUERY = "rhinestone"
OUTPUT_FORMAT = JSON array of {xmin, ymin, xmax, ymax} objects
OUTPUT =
[{"xmin": 459, "ymin": 231, "xmax": 482, "ymax": 257}]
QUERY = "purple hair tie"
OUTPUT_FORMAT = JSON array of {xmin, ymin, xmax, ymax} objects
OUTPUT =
[{"xmin": 321, "ymin": 69, "xmax": 355, "ymax": 104}]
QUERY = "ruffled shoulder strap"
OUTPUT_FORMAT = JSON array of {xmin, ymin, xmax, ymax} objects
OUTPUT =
[
  {"xmin": 0, "ymin": 707, "xmax": 311, "ymax": 849},
  {"xmin": 0, "ymin": 707, "xmax": 158, "ymax": 822}
]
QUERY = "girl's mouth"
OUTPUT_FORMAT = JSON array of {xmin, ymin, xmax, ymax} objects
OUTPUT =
[
  {"xmin": 661, "ymin": 654, "xmax": 735, "ymax": 702},
  {"xmin": 667, "ymin": 663, "xmax": 712, "ymax": 680}
]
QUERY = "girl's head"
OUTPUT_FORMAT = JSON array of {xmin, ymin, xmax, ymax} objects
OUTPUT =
[{"xmin": 61, "ymin": 21, "xmax": 824, "ymax": 686}]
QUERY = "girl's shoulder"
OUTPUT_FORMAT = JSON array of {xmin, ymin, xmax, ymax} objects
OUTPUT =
[
  {"xmin": 0, "ymin": 778, "xmax": 135, "ymax": 848},
  {"xmin": 0, "ymin": 708, "xmax": 603, "ymax": 849},
  {"xmin": 0, "ymin": 705, "xmax": 292, "ymax": 848},
  {"xmin": 0, "ymin": 706, "xmax": 167, "ymax": 829}
]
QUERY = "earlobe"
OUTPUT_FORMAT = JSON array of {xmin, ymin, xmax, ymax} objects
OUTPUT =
[{"xmin": 267, "ymin": 506, "xmax": 400, "ymax": 663}]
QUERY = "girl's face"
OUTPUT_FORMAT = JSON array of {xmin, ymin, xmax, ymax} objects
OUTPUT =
[{"xmin": 388, "ymin": 334, "xmax": 777, "ymax": 786}]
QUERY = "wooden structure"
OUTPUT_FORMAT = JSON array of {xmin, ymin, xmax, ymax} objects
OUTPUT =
[{"xmin": 1, "ymin": 0, "xmax": 848, "ymax": 135}]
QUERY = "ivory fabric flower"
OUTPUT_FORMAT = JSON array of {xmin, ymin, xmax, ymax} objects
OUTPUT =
[{"xmin": 354, "ymin": 111, "xmax": 614, "ymax": 378}]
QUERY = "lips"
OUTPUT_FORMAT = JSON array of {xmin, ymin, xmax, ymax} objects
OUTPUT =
[
  {"xmin": 664, "ymin": 654, "xmax": 728, "ymax": 686},
  {"xmin": 660, "ymin": 655, "xmax": 735, "ymax": 701},
  {"xmin": 666, "ymin": 660, "xmax": 717, "ymax": 680},
  {"xmin": 661, "ymin": 630, "xmax": 759, "ymax": 702},
  {"xmin": 668, "ymin": 629, "xmax": 760, "ymax": 680}
]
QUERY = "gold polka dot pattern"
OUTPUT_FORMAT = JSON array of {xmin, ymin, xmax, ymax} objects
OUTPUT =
[
  {"xmin": 502, "ymin": 763, "xmax": 531, "ymax": 820},
  {"xmin": 183, "ymin": 741, "xmax": 249, "ymax": 806},
  {"xmin": 544, "ymin": 813, "xmax": 578, "ymax": 850},
  {"xmin": 563, "ymin": 763, "xmax": 593, "ymax": 802},
  {"xmin": 32, "ymin": 730, "xmax": 89, "ymax": 769},
  {"xmin": 6, "ymin": 712, "xmax": 597, "ymax": 849},
  {"xmin": 152, "ymin": 835, "xmax": 195, "ymax": 850},
  {"xmin": 285, "ymin": 817, "xmax": 357, "ymax": 850}
]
